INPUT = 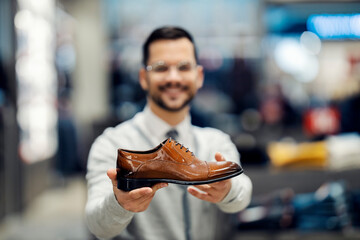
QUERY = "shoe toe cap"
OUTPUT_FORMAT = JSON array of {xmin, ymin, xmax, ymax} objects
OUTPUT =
[{"xmin": 207, "ymin": 161, "xmax": 241, "ymax": 178}]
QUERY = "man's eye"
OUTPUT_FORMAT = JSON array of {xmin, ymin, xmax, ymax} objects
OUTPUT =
[
  {"xmin": 178, "ymin": 64, "xmax": 192, "ymax": 71},
  {"xmin": 153, "ymin": 65, "xmax": 169, "ymax": 72}
]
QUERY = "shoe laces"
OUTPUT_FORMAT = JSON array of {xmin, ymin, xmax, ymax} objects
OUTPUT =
[{"xmin": 168, "ymin": 138, "xmax": 194, "ymax": 156}]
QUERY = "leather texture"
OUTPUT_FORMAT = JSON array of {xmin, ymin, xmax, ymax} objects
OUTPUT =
[{"xmin": 116, "ymin": 138, "xmax": 243, "ymax": 190}]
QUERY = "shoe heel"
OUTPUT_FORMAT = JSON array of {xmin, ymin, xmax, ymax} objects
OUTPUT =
[{"xmin": 117, "ymin": 176, "xmax": 157, "ymax": 191}]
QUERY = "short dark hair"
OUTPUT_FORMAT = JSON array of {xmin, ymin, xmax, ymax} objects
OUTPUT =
[{"xmin": 142, "ymin": 26, "xmax": 198, "ymax": 66}]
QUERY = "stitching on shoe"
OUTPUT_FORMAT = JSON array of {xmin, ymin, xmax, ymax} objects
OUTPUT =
[{"xmin": 205, "ymin": 161, "xmax": 211, "ymax": 178}]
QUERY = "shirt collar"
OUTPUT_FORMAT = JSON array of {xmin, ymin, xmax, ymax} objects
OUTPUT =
[{"xmin": 143, "ymin": 105, "xmax": 191, "ymax": 143}]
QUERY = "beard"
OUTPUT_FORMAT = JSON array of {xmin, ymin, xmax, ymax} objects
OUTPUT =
[{"xmin": 148, "ymin": 82, "xmax": 195, "ymax": 112}]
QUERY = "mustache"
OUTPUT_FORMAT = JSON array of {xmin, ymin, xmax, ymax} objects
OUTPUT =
[{"xmin": 158, "ymin": 82, "xmax": 189, "ymax": 91}]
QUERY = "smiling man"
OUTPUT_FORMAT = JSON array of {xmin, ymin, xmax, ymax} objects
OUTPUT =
[
  {"xmin": 139, "ymin": 31, "xmax": 204, "ymax": 125},
  {"xmin": 142, "ymin": 39, "xmax": 200, "ymax": 108},
  {"xmin": 85, "ymin": 26, "xmax": 252, "ymax": 240}
]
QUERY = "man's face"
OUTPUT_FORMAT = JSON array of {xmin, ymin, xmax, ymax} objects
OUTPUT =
[{"xmin": 139, "ymin": 38, "xmax": 204, "ymax": 112}]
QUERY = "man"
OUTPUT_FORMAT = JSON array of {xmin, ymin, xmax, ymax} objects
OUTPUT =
[{"xmin": 85, "ymin": 26, "xmax": 252, "ymax": 240}]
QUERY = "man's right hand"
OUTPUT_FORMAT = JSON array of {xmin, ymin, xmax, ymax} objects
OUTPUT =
[{"xmin": 107, "ymin": 168, "xmax": 168, "ymax": 212}]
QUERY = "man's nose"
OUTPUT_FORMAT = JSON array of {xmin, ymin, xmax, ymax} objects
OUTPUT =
[{"xmin": 164, "ymin": 66, "xmax": 182, "ymax": 81}]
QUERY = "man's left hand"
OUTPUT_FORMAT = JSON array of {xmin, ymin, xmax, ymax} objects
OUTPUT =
[{"xmin": 187, "ymin": 152, "xmax": 232, "ymax": 203}]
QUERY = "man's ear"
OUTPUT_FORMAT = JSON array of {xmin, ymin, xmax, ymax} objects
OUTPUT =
[
  {"xmin": 139, "ymin": 68, "xmax": 148, "ymax": 90},
  {"xmin": 196, "ymin": 65, "xmax": 204, "ymax": 89}
]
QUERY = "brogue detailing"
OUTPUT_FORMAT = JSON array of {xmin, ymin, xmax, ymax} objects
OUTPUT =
[{"xmin": 116, "ymin": 138, "xmax": 243, "ymax": 191}]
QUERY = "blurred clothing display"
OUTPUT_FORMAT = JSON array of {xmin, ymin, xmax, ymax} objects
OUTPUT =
[
  {"xmin": 237, "ymin": 181, "xmax": 358, "ymax": 233},
  {"xmin": 237, "ymin": 188, "xmax": 295, "ymax": 230},
  {"xmin": 267, "ymin": 133, "xmax": 360, "ymax": 171},
  {"xmin": 293, "ymin": 181, "xmax": 352, "ymax": 232},
  {"xmin": 351, "ymin": 190, "xmax": 360, "ymax": 228},
  {"xmin": 327, "ymin": 133, "xmax": 360, "ymax": 171},
  {"xmin": 267, "ymin": 141, "xmax": 327, "ymax": 169}
]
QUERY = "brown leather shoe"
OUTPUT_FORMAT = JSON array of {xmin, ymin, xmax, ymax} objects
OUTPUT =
[{"xmin": 116, "ymin": 138, "xmax": 243, "ymax": 191}]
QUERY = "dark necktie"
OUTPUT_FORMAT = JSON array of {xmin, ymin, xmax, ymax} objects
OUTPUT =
[
  {"xmin": 166, "ymin": 128, "xmax": 189, "ymax": 239},
  {"xmin": 166, "ymin": 129, "xmax": 178, "ymax": 140}
]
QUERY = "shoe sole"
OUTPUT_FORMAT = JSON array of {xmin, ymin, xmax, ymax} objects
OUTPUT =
[{"xmin": 117, "ymin": 169, "xmax": 243, "ymax": 191}]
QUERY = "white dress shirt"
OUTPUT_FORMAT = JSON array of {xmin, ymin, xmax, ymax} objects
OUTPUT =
[{"xmin": 85, "ymin": 105, "xmax": 252, "ymax": 240}]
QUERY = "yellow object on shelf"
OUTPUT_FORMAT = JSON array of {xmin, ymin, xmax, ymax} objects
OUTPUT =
[{"xmin": 267, "ymin": 141, "xmax": 328, "ymax": 169}]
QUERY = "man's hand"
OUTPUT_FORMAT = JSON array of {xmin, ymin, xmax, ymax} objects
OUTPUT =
[
  {"xmin": 107, "ymin": 169, "xmax": 168, "ymax": 212},
  {"xmin": 187, "ymin": 153, "xmax": 232, "ymax": 203}
]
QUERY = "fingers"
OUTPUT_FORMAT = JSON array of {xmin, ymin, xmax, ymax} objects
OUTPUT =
[
  {"xmin": 128, "ymin": 187, "xmax": 153, "ymax": 199},
  {"xmin": 122, "ymin": 182, "xmax": 168, "ymax": 200},
  {"xmin": 107, "ymin": 168, "xmax": 117, "ymax": 180},
  {"xmin": 107, "ymin": 168, "xmax": 169, "ymax": 212},
  {"xmin": 129, "ymin": 183, "xmax": 168, "ymax": 207},
  {"xmin": 188, "ymin": 186, "xmax": 213, "ymax": 202},
  {"xmin": 215, "ymin": 152, "xmax": 225, "ymax": 162},
  {"xmin": 119, "ymin": 183, "xmax": 168, "ymax": 212},
  {"xmin": 107, "ymin": 168, "xmax": 118, "ymax": 188},
  {"xmin": 195, "ymin": 179, "xmax": 229, "ymax": 191},
  {"xmin": 152, "ymin": 182, "xmax": 168, "ymax": 192},
  {"xmin": 129, "ymin": 183, "xmax": 167, "ymax": 200},
  {"xmin": 114, "ymin": 187, "xmax": 153, "ymax": 212},
  {"xmin": 188, "ymin": 185, "xmax": 223, "ymax": 203},
  {"xmin": 189, "ymin": 183, "xmax": 219, "ymax": 197},
  {"xmin": 188, "ymin": 179, "xmax": 231, "ymax": 203}
]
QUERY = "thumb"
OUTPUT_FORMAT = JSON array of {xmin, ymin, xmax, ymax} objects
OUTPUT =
[
  {"xmin": 152, "ymin": 182, "xmax": 168, "ymax": 192},
  {"xmin": 215, "ymin": 152, "xmax": 225, "ymax": 162},
  {"xmin": 107, "ymin": 168, "xmax": 118, "ymax": 187}
]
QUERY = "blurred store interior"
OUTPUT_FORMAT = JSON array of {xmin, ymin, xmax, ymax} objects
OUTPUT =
[{"xmin": 1, "ymin": 0, "xmax": 360, "ymax": 239}]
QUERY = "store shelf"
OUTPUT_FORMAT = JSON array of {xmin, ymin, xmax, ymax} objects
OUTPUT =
[
  {"xmin": 231, "ymin": 230, "xmax": 360, "ymax": 240},
  {"xmin": 244, "ymin": 165, "xmax": 360, "ymax": 196}
]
